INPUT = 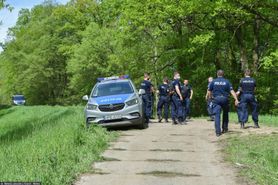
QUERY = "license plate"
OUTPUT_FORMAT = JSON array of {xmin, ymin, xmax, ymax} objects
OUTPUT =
[{"xmin": 104, "ymin": 115, "xmax": 122, "ymax": 120}]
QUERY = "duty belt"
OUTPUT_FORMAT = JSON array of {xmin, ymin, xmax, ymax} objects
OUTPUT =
[
  {"xmin": 213, "ymin": 95, "xmax": 228, "ymax": 98},
  {"xmin": 242, "ymin": 92, "xmax": 254, "ymax": 95}
]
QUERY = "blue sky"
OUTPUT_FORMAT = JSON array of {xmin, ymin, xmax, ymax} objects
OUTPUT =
[{"xmin": 0, "ymin": 0, "xmax": 70, "ymax": 43}]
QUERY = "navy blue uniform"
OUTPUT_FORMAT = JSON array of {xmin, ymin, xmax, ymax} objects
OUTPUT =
[
  {"xmin": 141, "ymin": 80, "xmax": 153, "ymax": 121},
  {"xmin": 236, "ymin": 87, "xmax": 244, "ymax": 124},
  {"xmin": 239, "ymin": 77, "xmax": 258, "ymax": 124},
  {"xmin": 209, "ymin": 77, "xmax": 233, "ymax": 135},
  {"xmin": 171, "ymin": 79, "xmax": 183, "ymax": 122},
  {"xmin": 157, "ymin": 84, "xmax": 170, "ymax": 120},
  {"xmin": 150, "ymin": 92, "xmax": 155, "ymax": 118},
  {"xmin": 207, "ymin": 82, "xmax": 214, "ymax": 119},
  {"xmin": 181, "ymin": 85, "xmax": 192, "ymax": 120}
]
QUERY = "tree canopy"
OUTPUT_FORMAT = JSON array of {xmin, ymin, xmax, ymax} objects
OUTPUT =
[{"xmin": 0, "ymin": 0, "xmax": 277, "ymax": 115}]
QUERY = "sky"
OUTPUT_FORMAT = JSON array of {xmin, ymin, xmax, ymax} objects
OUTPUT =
[{"xmin": 0, "ymin": 0, "xmax": 70, "ymax": 44}]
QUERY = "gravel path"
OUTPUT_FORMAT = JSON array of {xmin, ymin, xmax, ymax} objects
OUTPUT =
[{"xmin": 76, "ymin": 119, "xmax": 255, "ymax": 185}]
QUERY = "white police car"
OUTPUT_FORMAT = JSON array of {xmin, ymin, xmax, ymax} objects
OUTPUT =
[{"xmin": 83, "ymin": 75, "xmax": 147, "ymax": 129}]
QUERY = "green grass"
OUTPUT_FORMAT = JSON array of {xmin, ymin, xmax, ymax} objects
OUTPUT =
[
  {"xmin": 218, "ymin": 113, "xmax": 278, "ymax": 184},
  {"xmin": 200, "ymin": 112, "xmax": 278, "ymax": 184},
  {"xmin": 224, "ymin": 134, "xmax": 278, "ymax": 185},
  {"xmin": 228, "ymin": 112, "xmax": 278, "ymax": 127},
  {"xmin": 0, "ymin": 106, "xmax": 117, "ymax": 185},
  {"xmin": 199, "ymin": 112, "xmax": 278, "ymax": 127}
]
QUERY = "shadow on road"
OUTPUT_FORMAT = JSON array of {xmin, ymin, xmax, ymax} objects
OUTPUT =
[{"xmin": 106, "ymin": 125, "xmax": 141, "ymax": 132}]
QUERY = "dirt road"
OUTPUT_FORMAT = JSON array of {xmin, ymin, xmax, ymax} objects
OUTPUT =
[{"xmin": 76, "ymin": 119, "xmax": 252, "ymax": 185}]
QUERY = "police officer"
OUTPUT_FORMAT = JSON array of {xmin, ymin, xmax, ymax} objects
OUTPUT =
[
  {"xmin": 182, "ymin": 80, "xmax": 193, "ymax": 120},
  {"xmin": 141, "ymin": 73, "xmax": 154, "ymax": 124},
  {"xmin": 237, "ymin": 69, "xmax": 259, "ymax": 128},
  {"xmin": 157, "ymin": 77, "xmax": 170, "ymax": 123},
  {"xmin": 149, "ymin": 78, "xmax": 155, "ymax": 119},
  {"xmin": 171, "ymin": 72, "xmax": 184, "ymax": 125},
  {"xmin": 208, "ymin": 70, "xmax": 239, "ymax": 137},
  {"xmin": 180, "ymin": 83, "xmax": 187, "ymax": 122},
  {"xmin": 236, "ymin": 87, "xmax": 244, "ymax": 126},
  {"xmin": 206, "ymin": 77, "xmax": 215, "ymax": 121}
]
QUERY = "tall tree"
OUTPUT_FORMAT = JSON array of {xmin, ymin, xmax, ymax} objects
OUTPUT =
[{"xmin": 0, "ymin": 0, "xmax": 277, "ymax": 115}]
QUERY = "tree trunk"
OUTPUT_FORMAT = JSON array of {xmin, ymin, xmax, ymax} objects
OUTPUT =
[
  {"xmin": 229, "ymin": 43, "xmax": 239, "ymax": 72},
  {"xmin": 214, "ymin": 48, "xmax": 221, "ymax": 70},
  {"xmin": 153, "ymin": 44, "xmax": 158, "ymax": 117},
  {"xmin": 252, "ymin": 15, "xmax": 260, "ymax": 73},
  {"xmin": 213, "ymin": 32, "xmax": 221, "ymax": 70},
  {"xmin": 174, "ymin": 19, "xmax": 186, "ymax": 73},
  {"xmin": 235, "ymin": 25, "xmax": 248, "ymax": 71}
]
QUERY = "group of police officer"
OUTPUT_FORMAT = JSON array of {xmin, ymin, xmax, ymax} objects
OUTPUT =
[
  {"xmin": 140, "ymin": 72, "xmax": 193, "ymax": 125},
  {"xmin": 141, "ymin": 69, "xmax": 259, "ymax": 137},
  {"xmin": 206, "ymin": 69, "xmax": 259, "ymax": 137}
]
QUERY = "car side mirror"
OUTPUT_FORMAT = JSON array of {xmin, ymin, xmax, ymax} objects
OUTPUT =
[
  {"xmin": 82, "ymin": 95, "xmax": 89, "ymax": 101},
  {"xmin": 138, "ymin": 89, "xmax": 146, "ymax": 96}
]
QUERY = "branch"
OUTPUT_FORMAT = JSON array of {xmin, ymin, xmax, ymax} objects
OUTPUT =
[
  {"xmin": 232, "ymin": 0, "xmax": 278, "ymax": 27},
  {"xmin": 148, "ymin": 56, "xmax": 178, "ymax": 74}
]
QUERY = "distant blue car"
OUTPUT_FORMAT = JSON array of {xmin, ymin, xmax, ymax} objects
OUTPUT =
[{"xmin": 12, "ymin": 95, "xmax": 26, "ymax": 105}]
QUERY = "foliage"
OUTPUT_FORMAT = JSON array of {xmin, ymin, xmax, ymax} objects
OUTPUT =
[
  {"xmin": 0, "ymin": 0, "xmax": 12, "ymax": 11},
  {"xmin": 0, "ymin": 0, "xmax": 277, "ymax": 115}
]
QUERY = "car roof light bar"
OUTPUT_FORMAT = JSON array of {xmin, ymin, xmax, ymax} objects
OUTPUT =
[{"xmin": 97, "ymin": 75, "xmax": 129, "ymax": 82}]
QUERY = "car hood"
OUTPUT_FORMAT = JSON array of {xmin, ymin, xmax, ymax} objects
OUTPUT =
[{"xmin": 89, "ymin": 94, "xmax": 133, "ymax": 105}]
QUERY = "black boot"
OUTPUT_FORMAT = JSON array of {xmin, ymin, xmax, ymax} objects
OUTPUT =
[
  {"xmin": 207, "ymin": 115, "xmax": 215, "ymax": 121},
  {"xmin": 158, "ymin": 115, "xmax": 162, "ymax": 123},
  {"xmin": 172, "ymin": 118, "xmax": 178, "ymax": 125},
  {"xmin": 165, "ymin": 119, "xmax": 169, "ymax": 123},
  {"xmin": 240, "ymin": 122, "xmax": 245, "ymax": 129},
  {"xmin": 145, "ymin": 117, "xmax": 149, "ymax": 124},
  {"xmin": 216, "ymin": 133, "xmax": 221, "ymax": 137},
  {"xmin": 178, "ymin": 119, "xmax": 185, "ymax": 125},
  {"xmin": 254, "ymin": 123, "xmax": 260, "ymax": 128}
]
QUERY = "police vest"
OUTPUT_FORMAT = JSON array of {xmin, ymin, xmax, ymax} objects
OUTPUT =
[
  {"xmin": 240, "ymin": 77, "xmax": 256, "ymax": 94},
  {"xmin": 159, "ymin": 84, "xmax": 169, "ymax": 96}
]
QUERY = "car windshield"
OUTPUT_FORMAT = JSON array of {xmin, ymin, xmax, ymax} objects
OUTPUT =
[
  {"xmin": 92, "ymin": 81, "xmax": 134, "ymax": 97},
  {"xmin": 13, "ymin": 95, "xmax": 25, "ymax": 101}
]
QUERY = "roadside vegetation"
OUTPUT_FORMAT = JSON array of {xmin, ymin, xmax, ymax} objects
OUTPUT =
[
  {"xmin": 225, "ymin": 134, "xmax": 278, "ymax": 185},
  {"xmin": 229, "ymin": 112, "xmax": 278, "ymax": 127},
  {"xmin": 0, "ymin": 106, "xmax": 117, "ymax": 185},
  {"xmin": 224, "ymin": 114, "xmax": 278, "ymax": 185}
]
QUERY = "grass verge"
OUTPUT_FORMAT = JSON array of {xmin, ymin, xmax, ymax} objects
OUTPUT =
[
  {"xmin": 228, "ymin": 112, "xmax": 278, "ymax": 127},
  {"xmin": 199, "ymin": 112, "xmax": 278, "ymax": 127},
  {"xmin": 224, "ymin": 134, "xmax": 278, "ymax": 185},
  {"xmin": 0, "ymin": 106, "xmax": 117, "ymax": 185}
]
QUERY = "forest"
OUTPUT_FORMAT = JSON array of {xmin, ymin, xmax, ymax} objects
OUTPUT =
[{"xmin": 0, "ymin": 0, "xmax": 277, "ymax": 116}]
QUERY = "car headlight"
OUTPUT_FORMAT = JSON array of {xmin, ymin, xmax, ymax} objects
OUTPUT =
[
  {"xmin": 87, "ymin": 104, "xmax": 98, "ymax": 110},
  {"xmin": 126, "ymin": 98, "xmax": 139, "ymax": 106}
]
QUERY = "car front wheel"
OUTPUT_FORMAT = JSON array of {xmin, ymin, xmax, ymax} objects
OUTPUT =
[{"xmin": 138, "ymin": 113, "xmax": 148, "ymax": 129}]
